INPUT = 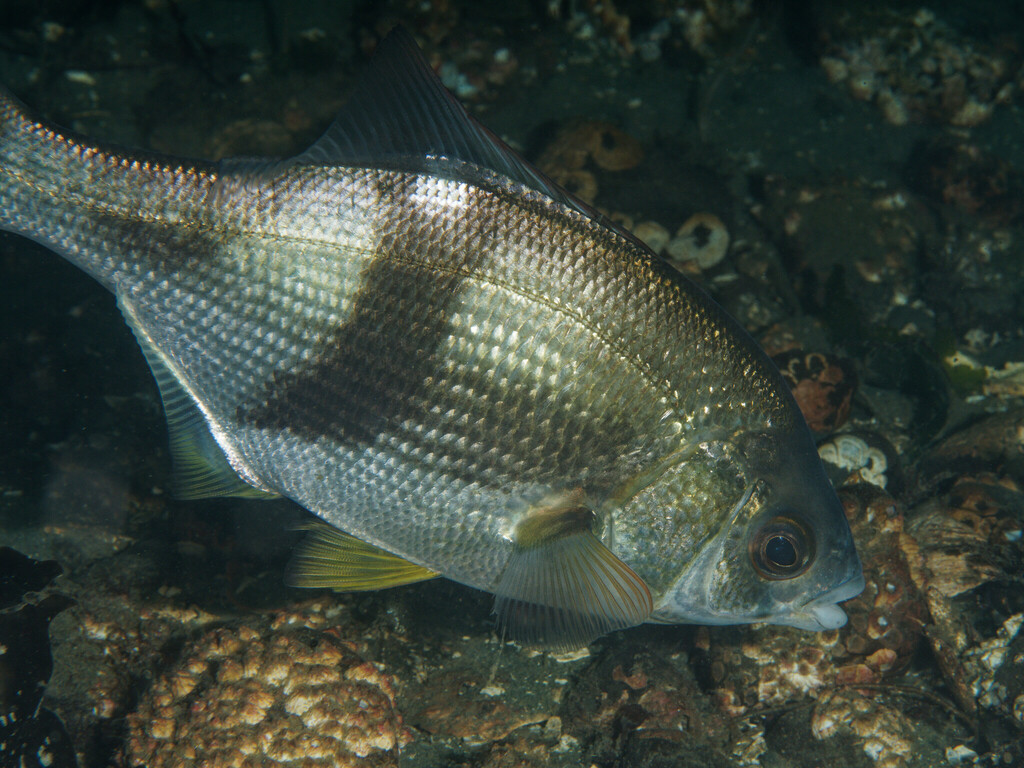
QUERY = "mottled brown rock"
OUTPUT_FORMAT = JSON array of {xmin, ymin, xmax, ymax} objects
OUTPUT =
[
  {"xmin": 774, "ymin": 350, "xmax": 857, "ymax": 434},
  {"xmin": 124, "ymin": 606, "xmax": 406, "ymax": 768},
  {"xmin": 838, "ymin": 486, "xmax": 928, "ymax": 670},
  {"xmin": 909, "ymin": 139, "xmax": 1023, "ymax": 226},
  {"xmin": 820, "ymin": 7, "xmax": 1014, "ymax": 127}
]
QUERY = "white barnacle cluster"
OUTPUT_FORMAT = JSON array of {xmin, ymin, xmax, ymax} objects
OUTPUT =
[
  {"xmin": 818, "ymin": 434, "xmax": 888, "ymax": 489},
  {"xmin": 810, "ymin": 688, "xmax": 913, "ymax": 768},
  {"xmin": 961, "ymin": 612, "xmax": 1024, "ymax": 710}
]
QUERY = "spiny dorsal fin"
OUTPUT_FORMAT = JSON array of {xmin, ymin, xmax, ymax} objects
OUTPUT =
[
  {"xmin": 295, "ymin": 27, "xmax": 552, "ymax": 189},
  {"xmin": 118, "ymin": 297, "xmax": 278, "ymax": 501},
  {"xmin": 494, "ymin": 490, "xmax": 652, "ymax": 650},
  {"xmin": 294, "ymin": 27, "xmax": 641, "ymax": 234},
  {"xmin": 223, "ymin": 27, "xmax": 648, "ymax": 250},
  {"xmin": 286, "ymin": 518, "xmax": 440, "ymax": 591}
]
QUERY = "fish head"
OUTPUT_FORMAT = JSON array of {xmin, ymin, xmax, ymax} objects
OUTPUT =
[{"xmin": 649, "ymin": 429, "xmax": 864, "ymax": 630}]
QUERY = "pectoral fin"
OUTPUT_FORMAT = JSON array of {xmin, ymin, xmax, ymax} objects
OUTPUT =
[
  {"xmin": 286, "ymin": 518, "xmax": 440, "ymax": 591},
  {"xmin": 494, "ymin": 490, "xmax": 652, "ymax": 650}
]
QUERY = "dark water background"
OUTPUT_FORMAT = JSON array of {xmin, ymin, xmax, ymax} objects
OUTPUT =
[{"xmin": 1, "ymin": 1, "xmax": 1023, "ymax": 766}]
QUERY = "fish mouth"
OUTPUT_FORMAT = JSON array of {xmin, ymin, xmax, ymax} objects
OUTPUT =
[{"xmin": 778, "ymin": 572, "xmax": 867, "ymax": 631}]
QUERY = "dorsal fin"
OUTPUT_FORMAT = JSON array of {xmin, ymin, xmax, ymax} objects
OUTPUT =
[
  {"xmin": 294, "ymin": 27, "xmax": 551, "ymax": 188},
  {"xmin": 219, "ymin": 27, "xmax": 654, "ymax": 263},
  {"xmin": 291, "ymin": 25, "xmax": 643, "ymax": 246}
]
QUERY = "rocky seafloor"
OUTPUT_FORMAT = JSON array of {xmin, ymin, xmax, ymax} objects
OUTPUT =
[{"xmin": 1, "ymin": 1, "xmax": 1023, "ymax": 767}]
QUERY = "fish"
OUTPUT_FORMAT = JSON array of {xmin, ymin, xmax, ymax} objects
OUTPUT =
[{"xmin": 0, "ymin": 27, "xmax": 863, "ymax": 648}]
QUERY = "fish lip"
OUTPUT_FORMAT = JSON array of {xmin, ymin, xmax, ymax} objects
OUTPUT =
[
  {"xmin": 781, "ymin": 571, "xmax": 867, "ymax": 631},
  {"xmin": 806, "ymin": 570, "xmax": 866, "ymax": 607}
]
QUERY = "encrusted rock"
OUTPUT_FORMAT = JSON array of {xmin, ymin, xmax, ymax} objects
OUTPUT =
[
  {"xmin": 760, "ymin": 175, "xmax": 937, "ymax": 324},
  {"xmin": 811, "ymin": 688, "xmax": 913, "ymax": 768},
  {"xmin": 774, "ymin": 350, "xmax": 857, "ymax": 434},
  {"xmin": 702, "ymin": 485, "xmax": 928, "ymax": 766},
  {"xmin": 908, "ymin": 474, "xmax": 1023, "ymax": 599},
  {"xmin": 125, "ymin": 607, "xmax": 406, "ymax": 767},
  {"xmin": 907, "ymin": 138, "xmax": 1024, "ymax": 226},
  {"xmin": 821, "ymin": 7, "xmax": 1014, "ymax": 127}
]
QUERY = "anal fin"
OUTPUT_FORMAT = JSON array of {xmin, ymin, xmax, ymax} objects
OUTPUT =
[
  {"xmin": 494, "ymin": 490, "xmax": 652, "ymax": 650},
  {"xmin": 286, "ymin": 518, "xmax": 440, "ymax": 591}
]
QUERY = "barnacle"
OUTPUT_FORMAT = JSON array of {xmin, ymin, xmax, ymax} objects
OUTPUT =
[
  {"xmin": 666, "ymin": 213, "xmax": 730, "ymax": 270},
  {"xmin": 819, "ymin": 434, "xmax": 888, "ymax": 489},
  {"xmin": 632, "ymin": 220, "xmax": 670, "ymax": 254},
  {"xmin": 537, "ymin": 120, "xmax": 643, "ymax": 204}
]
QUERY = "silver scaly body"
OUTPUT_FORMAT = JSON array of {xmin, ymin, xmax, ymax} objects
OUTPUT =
[{"xmin": 0, "ymin": 29, "xmax": 863, "ymax": 646}]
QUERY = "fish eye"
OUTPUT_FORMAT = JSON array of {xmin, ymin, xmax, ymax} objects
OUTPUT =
[{"xmin": 749, "ymin": 516, "xmax": 814, "ymax": 579}]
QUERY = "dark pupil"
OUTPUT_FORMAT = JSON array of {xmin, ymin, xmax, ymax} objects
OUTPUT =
[{"xmin": 766, "ymin": 535, "xmax": 797, "ymax": 568}]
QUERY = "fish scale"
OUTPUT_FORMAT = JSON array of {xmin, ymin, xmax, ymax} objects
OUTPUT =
[
  {"xmin": 122, "ymin": 166, "xmax": 689, "ymax": 572},
  {"xmin": 0, "ymin": 27, "xmax": 863, "ymax": 647}
]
